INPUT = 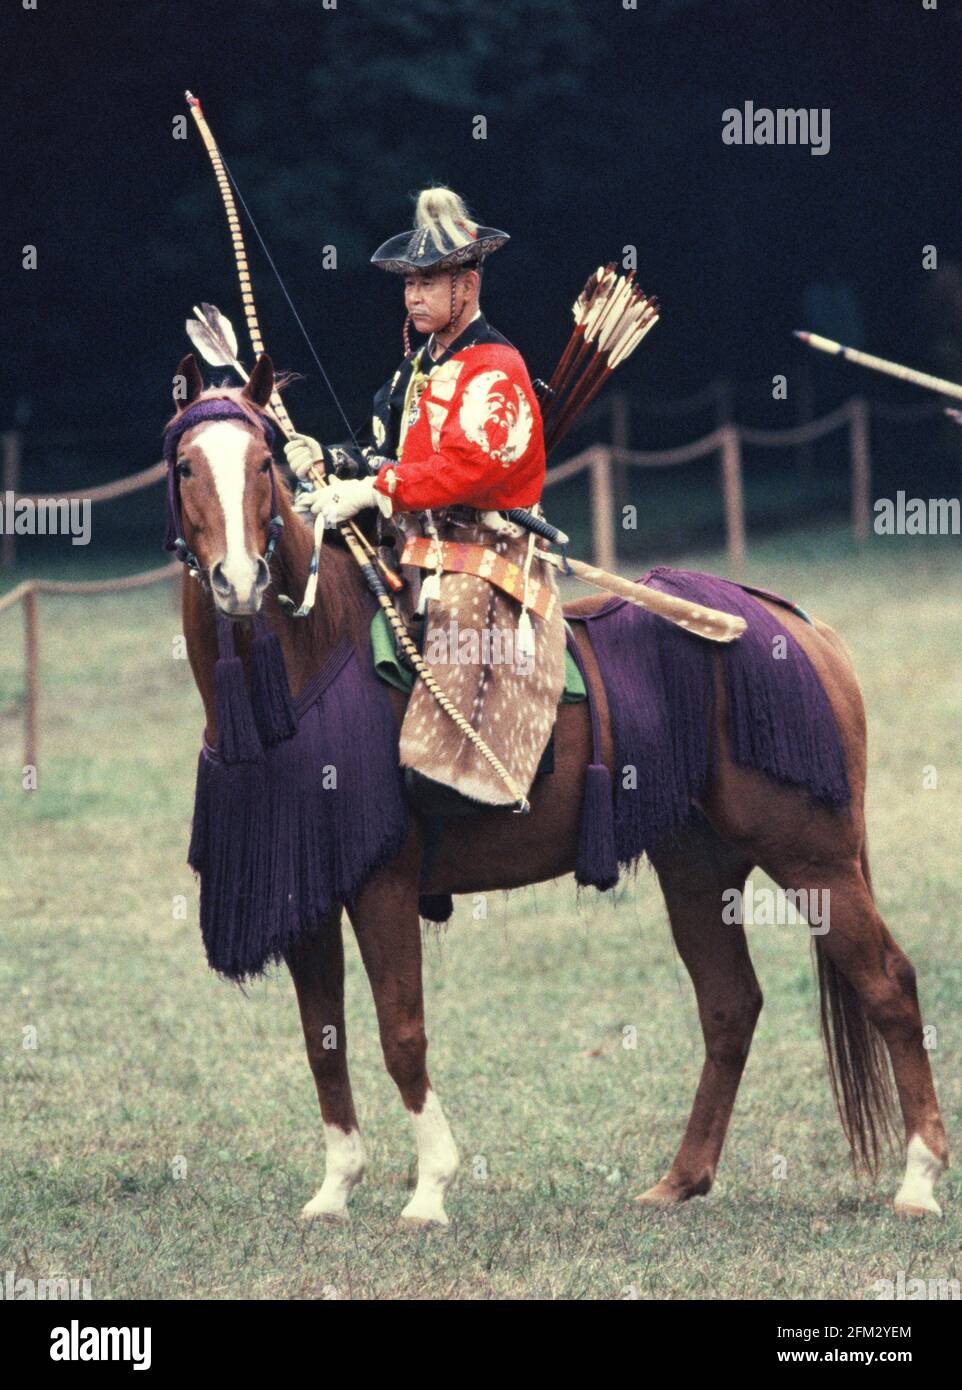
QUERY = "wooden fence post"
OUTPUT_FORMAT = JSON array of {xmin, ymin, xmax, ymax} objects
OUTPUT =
[
  {"xmin": 850, "ymin": 397, "xmax": 871, "ymax": 544},
  {"xmin": 23, "ymin": 584, "xmax": 39, "ymax": 776},
  {"xmin": 590, "ymin": 446, "xmax": 617, "ymax": 572},
  {"xmin": 719, "ymin": 425, "xmax": 746, "ymax": 578},
  {"xmin": 2, "ymin": 430, "xmax": 22, "ymax": 571}
]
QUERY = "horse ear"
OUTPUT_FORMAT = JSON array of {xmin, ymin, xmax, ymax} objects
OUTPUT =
[
  {"xmin": 243, "ymin": 353, "xmax": 275, "ymax": 409},
  {"xmin": 174, "ymin": 354, "xmax": 204, "ymax": 411}
]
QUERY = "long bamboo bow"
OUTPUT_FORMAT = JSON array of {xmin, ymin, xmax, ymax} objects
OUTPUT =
[{"xmin": 183, "ymin": 90, "xmax": 537, "ymax": 810}]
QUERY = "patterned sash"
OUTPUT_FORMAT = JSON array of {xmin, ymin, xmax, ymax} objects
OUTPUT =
[{"xmin": 400, "ymin": 536, "xmax": 557, "ymax": 621}]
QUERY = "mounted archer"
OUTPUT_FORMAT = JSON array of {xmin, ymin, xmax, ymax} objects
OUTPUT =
[
  {"xmin": 169, "ymin": 94, "xmax": 948, "ymax": 1228},
  {"xmin": 286, "ymin": 187, "xmax": 566, "ymax": 813}
]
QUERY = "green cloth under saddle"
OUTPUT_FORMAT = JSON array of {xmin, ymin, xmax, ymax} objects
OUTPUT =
[{"xmin": 370, "ymin": 609, "xmax": 587, "ymax": 702}]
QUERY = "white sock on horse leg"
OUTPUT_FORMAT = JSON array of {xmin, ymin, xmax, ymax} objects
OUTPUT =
[
  {"xmin": 302, "ymin": 1124, "xmax": 366, "ymax": 1221},
  {"xmin": 400, "ymin": 1088, "xmax": 460, "ymax": 1226},
  {"xmin": 894, "ymin": 1133, "xmax": 943, "ymax": 1216}
]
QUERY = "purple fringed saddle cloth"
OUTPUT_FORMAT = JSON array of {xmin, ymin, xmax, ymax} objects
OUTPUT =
[
  {"xmin": 574, "ymin": 566, "xmax": 851, "ymax": 884},
  {"xmin": 188, "ymin": 637, "xmax": 407, "ymax": 981}
]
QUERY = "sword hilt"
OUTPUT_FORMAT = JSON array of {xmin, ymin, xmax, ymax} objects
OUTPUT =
[{"xmin": 503, "ymin": 508, "xmax": 569, "ymax": 547}]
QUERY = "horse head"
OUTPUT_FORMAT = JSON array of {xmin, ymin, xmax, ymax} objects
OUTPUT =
[{"xmin": 165, "ymin": 353, "xmax": 281, "ymax": 617}]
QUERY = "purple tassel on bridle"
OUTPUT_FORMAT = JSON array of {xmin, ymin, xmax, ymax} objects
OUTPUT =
[
  {"xmin": 213, "ymin": 613, "xmax": 298, "ymax": 763},
  {"xmin": 250, "ymin": 612, "xmax": 297, "ymax": 747},
  {"xmin": 213, "ymin": 613, "xmax": 263, "ymax": 765}
]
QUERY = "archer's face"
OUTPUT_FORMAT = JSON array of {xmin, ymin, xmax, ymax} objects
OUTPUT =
[
  {"xmin": 404, "ymin": 269, "xmax": 456, "ymax": 334},
  {"xmin": 404, "ymin": 266, "xmax": 479, "ymax": 335}
]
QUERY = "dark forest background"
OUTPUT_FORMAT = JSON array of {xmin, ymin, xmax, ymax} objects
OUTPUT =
[{"xmin": 1, "ymin": 0, "xmax": 960, "ymax": 556}]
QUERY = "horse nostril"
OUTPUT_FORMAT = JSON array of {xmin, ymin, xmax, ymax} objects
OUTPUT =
[
  {"xmin": 210, "ymin": 562, "xmax": 232, "ymax": 597},
  {"xmin": 254, "ymin": 557, "xmax": 270, "ymax": 593}
]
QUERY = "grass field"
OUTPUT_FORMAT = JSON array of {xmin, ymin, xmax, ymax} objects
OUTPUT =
[{"xmin": 1, "ymin": 526, "xmax": 961, "ymax": 1300}]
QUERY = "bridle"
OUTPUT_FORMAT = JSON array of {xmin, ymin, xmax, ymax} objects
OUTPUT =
[{"xmin": 163, "ymin": 398, "xmax": 284, "ymax": 588}]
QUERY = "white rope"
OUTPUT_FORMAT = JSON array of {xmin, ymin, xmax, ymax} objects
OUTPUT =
[
  {"xmin": 16, "ymin": 460, "xmax": 166, "ymax": 505},
  {"xmin": 0, "ymin": 563, "xmax": 179, "ymax": 617},
  {"xmin": 546, "ymin": 397, "xmax": 880, "ymax": 479}
]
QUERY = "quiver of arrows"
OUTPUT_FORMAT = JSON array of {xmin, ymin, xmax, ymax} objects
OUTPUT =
[{"xmin": 537, "ymin": 264, "xmax": 659, "ymax": 455}]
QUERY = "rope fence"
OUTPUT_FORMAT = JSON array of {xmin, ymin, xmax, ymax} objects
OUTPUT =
[
  {"xmin": 1, "ymin": 564, "xmax": 179, "ymax": 774},
  {"xmin": 544, "ymin": 395, "xmax": 883, "ymax": 573},
  {"xmin": 0, "ymin": 381, "xmax": 952, "ymax": 773},
  {"xmin": 16, "ymin": 460, "xmax": 166, "ymax": 506}
]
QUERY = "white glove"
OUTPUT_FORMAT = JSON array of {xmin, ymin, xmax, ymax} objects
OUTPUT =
[
  {"xmin": 284, "ymin": 433, "xmax": 324, "ymax": 480},
  {"xmin": 293, "ymin": 475, "xmax": 391, "ymax": 527}
]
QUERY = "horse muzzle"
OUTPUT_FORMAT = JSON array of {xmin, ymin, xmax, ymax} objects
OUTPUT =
[{"xmin": 210, "ymin": 555, "xmax": 271, "ymax": 616}]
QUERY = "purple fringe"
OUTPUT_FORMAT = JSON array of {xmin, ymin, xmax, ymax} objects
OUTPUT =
[
  {"xmin": 189, "ymin": 638, "xmax": 407, "ymax": 981},
  {"xmin": 582, "ymin": 567, "xmax": 850, "ymax": 873}
]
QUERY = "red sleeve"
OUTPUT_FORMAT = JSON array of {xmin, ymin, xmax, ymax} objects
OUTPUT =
[{"xmin": 374, "ymin": 349, "xmax": 542, "ymax": 512}]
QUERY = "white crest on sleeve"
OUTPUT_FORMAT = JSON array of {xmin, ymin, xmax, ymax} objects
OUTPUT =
[
  {"xmin": 458, "ymin": 370, "xmax": 534, "ymax": 465},
  {"xmin": 425, "ymin": 400, "xmax": 448, "ymax": 451}
]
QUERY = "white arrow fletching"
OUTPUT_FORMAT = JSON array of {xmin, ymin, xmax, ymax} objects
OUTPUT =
[
  {"xmin": 186, "ymin": 316, "xmax": 236, "ymax": 367},
  {"xmin": 200, "ymin": 302, "xmax": 239, "ymax": 359}
]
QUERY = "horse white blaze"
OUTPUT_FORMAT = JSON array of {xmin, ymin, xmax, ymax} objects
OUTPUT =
[
  {"xmin": 894, "ymin": 1133, "xmax": 943, "ymax": 1215},
  {"xmin": 302, "ymin": 1125, "xmax": 366, "ymax": 1221},
  {"xmin": 199, "ymin": 420, "xmax": 259, "ymax": 602},
  {"xmin": 400, "ymin": 1088, "xmax": 460, "ymax": 1226}
]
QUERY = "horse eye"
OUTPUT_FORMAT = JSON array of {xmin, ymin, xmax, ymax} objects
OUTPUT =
[
  {"xmin": 260, "ymin": 457, "xmax": 273, "ymax": 474},
  {"xmin": 176, "ymin": 458, "xmax": 192, "ymax": 478}
]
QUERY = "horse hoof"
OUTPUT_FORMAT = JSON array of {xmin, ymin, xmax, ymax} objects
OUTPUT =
[
  {"xmin": 639, "ymin": 1173, "xmax": 683, "ymax": 1206},
  {"xmin": 301, "ymin": 1201, "xmax": 349, "ymax": 1225},
  {"xmin": 636, "ymin": 1184, "xmax": 682, "ymax": 1208},
  {"xmin": 635, "ymin": 1177, "xmax": 705, "ymax": 1207},
  {"xmin": 397, "ymin": 1211, "xmax": 450, "ymax": 1231},
  {"xmin": 894, "ymin": 1198, "xmax": 942, "ymax": 1219}
]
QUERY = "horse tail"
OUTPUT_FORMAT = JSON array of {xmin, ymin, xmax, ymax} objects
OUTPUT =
[{"xmin": 813, "ymin": 832, "xmax": 898, "ymax": 1177}]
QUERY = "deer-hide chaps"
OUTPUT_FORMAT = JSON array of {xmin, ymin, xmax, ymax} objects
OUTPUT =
[{"xmin": 399, "ymin": 525, "xmax": 565, "ymax": 806}]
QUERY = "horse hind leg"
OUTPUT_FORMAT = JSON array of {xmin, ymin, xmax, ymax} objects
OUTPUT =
[
  {"xmin": 638, "ymin": 815, "xmax": 759, "ymax": 1206},
  {"xmin": 763, "ymin": 847, "xmax": 948, "ymax": 1216},
  {"xmin": 286, "ymin": 911, "xmax": 367, "ymax": 1223}
]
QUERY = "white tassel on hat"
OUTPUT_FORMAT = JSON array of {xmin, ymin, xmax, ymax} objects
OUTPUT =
[{"xmin": 414, "ymin": 187, "xmax": 479, "ymax": 253}]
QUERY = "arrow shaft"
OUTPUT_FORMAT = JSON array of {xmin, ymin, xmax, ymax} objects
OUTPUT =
[{"xmin": 797, "ymin": 332, "xmax": 962, "ymax": 402}]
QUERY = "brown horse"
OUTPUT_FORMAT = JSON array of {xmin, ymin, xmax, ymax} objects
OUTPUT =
[{"xmin": 170, "ymin": 353, "xmax": 947, "ymax": 1226}]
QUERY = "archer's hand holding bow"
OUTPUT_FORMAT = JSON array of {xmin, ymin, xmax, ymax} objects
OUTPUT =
[
  {"xmin": 294, "ymin": 475, "xmax": 393, "ymax": 527},
  {"xmin": 284, "ymin": 433, "xmax": 325, "ymax": 479}
]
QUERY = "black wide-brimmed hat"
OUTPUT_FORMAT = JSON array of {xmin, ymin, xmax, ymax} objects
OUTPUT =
[{"xmin": 371, "ymin": 186, "xmax": 509, "ymax": 275}]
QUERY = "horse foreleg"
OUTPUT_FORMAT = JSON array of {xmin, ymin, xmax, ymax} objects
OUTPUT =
[
  {"xmin": 639, "ymin": 818, "xmax": 758, "ymax": 1206},
  {"xmin": 347, "ymin": 849, "xmax": 460, "ymax": 1229},
  {"xmin": 286, "ymin": 910, "xmax": 366, "ymax": 1223}
]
